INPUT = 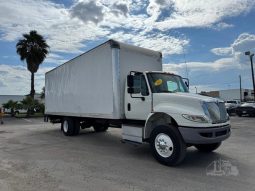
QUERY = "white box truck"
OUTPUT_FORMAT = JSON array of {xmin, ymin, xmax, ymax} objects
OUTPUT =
[{"xmin": 45, "ymin": 40, "xmax": 231, "ymax": 166}]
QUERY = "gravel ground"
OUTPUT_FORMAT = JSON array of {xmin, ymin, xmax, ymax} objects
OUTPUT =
[{"xmin": 0, "ymin": 116, "xmax": 254, "ymax": 191}]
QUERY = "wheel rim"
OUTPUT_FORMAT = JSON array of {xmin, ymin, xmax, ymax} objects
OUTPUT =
[
  {"xmin": 155, "ymin": 133, "xmax": 174, "ymax": 158},
  {"xmin": 63, "ymin": 120, "xmax": 68, "ymax": 133}
]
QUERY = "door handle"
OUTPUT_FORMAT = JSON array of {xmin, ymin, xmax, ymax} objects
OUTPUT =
[{"xmin": 127, "ymin": 103, "xmax": 131, "ymax": 111}]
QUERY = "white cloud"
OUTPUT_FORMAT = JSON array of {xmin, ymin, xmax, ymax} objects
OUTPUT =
[
  {"xmin": 163, "ymin": 57, "xmax": 238, "ymax": 74},
  {"xmin": 1, "ymin": 0, "xmax": 254, "ymax": 58},
  {"xmin": 44, "ymin": 53, "xmax": 68, "ymax": 65},
  {"xmin": 70, "ymin": 1, "xmax": 104, "ymax": 24},
  {"xmin": 109, "ymin": 31, "xmax": 189, "ymax": 55},
  {"xmin": 232, "ymin": 33, "xmax": 255, "ymax": 52},
  {"xmin": 212, "ymin": 22, "xmax": 234, "ymax": 30},
  {"xmin": 0, "ymin": 0, "xmax": 109, "ymax": 54},
  {"xmin": 165, "ymin": 33, "xmax": 255, "ymax": 75},
  {"xmin": 153, "ymin": 0, "xmax": 255, "ymax": 30},
  {"xmin": 111, "ymin": 2, "xmax": 129, "ymax": 16},
  {"xmin": 211, "ymin": 33, "xmax": 255, "ymax": 64},
  {"xmin": 164, "ymin": 33, "xmax": 255, "ymax": 91},
  {"xmin": 211, "ymin": 47, "xmax": 233, "ymax": 56},
  {"xmin": 0, "ymin": 64, "xmax": 53, "ymax": 95}
]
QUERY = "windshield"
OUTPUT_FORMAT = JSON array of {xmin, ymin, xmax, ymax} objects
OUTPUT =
[{"xmin": 147, "ymin": 73, "xmax": 189, "ymax": 93}]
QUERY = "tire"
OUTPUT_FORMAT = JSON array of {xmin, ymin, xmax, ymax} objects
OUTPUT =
[
  {"xmin": 150, "ymin": 125, "xmax": 186, "ymax": 166},
  {"xmin": 93, "ymin": 123, "xmax": 109, "ymax": 132},
  {"xmin": 195, "ymin": 142, "xmax": 221, "ymax": 152},
  {"xmin": 61, "ymin": 117, "xmax": 75, "ymax": 136}
]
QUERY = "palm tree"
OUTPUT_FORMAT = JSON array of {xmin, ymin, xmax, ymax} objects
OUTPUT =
[{"xmin": 16, "ymin": 30, "xmax": 49, "ymax": 99}]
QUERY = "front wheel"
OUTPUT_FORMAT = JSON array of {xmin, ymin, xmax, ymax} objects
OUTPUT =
[
  {"xmin": 150, "ymin": 125, "xmax": 186, "ymax": 166},
  {"xmin": 195, "ymin": 142, "xmax": 221, "ymax": 152}
]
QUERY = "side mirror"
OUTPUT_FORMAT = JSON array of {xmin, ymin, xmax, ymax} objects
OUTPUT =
[
  {"xmin": 127, "ymin": 75, "xmax": 134, "ymax": 87},
  {"xmin": 183, "ymin": 78, "xmax": 189, "ymax": 88},
  {"xmin": 185, "ymin": 81, "xmax": 189, "ymax": 88}
]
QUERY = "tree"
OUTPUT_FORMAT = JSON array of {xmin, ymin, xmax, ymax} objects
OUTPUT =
[
  {"xmin": 16, "ymin": 30, "xmax": 49, "ymax": 99},
  {"xmin": 21, "ymin": 96, "xmax": 37, "ymax": 116},
  {"xmin": 2, "ymin": 100, "xmax": 18, "ymax": 117}
]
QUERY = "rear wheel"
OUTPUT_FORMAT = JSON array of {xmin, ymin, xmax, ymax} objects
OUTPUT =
[
  {"xmin": 62, "ymin": 118, "xmax": 74, "ymax": 136},
  {"xmin": 195, "ymin": 142, "xmax": 221, "ymax": 152},
  {"xmin": 61, "ymin": 117, "xmax": 80, "ymax": 136},
  {"xmin": 150, "ymin": 125, "xmax": 186, "ymax": 166}
]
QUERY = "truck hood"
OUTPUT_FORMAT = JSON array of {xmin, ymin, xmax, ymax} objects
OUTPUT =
[
  {"xmin": 152, "ymin": 92, "xmax": 221, "ymax": 116},
  {"xmin": 154, "ymin": 92, "xmax": 221, "ymax": 103}
]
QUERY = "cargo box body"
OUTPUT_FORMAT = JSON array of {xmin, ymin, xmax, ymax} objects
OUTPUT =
[{"xmin": 45, "ymin": 40, "xmax": 162, "ymax": 119}]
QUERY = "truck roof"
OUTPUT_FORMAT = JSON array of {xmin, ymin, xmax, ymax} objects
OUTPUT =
[{"xmin": 46, "ymin": 39, "xmax": 162, "ymax": 75}]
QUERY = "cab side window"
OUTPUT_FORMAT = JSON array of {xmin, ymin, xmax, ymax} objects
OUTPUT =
[{"xmin": 132, "ymin": 74, "xmax": 149, "ymax": 96}]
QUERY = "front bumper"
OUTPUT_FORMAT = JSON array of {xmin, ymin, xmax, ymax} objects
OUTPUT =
[{"xmin": 178, "ymin": 124, "xmax": 231, "ymax": 144}]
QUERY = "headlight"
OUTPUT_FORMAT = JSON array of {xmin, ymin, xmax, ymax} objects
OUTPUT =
[
  {"xmin": 182, "ymin": 114, "xmax": 208, "ymax": 123},
  {"xmin": 201, "ymin": 101, "xmax": 211, "ymax": 119},
  {"xmin": 201, "ymin": 101, "xmax": 228, "ymax": 124}
]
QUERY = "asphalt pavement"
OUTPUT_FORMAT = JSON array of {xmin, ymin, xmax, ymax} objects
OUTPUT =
[{"xmin": 0, "ymin": 116, "xmax": 254, "ymax": 191}]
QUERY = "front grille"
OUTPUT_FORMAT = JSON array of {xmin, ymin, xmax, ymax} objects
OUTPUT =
[{"xmin": 206, "ymin": 102, "xmax": 228, "ymax": 124}]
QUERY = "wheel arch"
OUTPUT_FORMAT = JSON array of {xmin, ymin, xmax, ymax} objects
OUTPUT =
[{"xmin": 144, "ymin": 112, "xmax": 179, "ymax": 140}]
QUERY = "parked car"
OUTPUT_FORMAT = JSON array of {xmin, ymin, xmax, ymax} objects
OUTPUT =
[
  {"xmin": 236, "ymin": 102, "xmax": 255, "ymax": 117},
  {"xmin": 4, "ymin": 108, "xmax": 27, "ymax": 115},
  {"xmin": 225, "ymin": 100, "xmax": 240, "ymax": 115}
]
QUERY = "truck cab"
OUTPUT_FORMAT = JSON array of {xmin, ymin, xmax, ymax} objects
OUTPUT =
[{"xmin": 123, "ymin": 71, "xmax": 230, "ymax": 165}]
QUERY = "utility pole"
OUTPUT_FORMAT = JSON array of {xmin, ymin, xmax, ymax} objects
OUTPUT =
[
  {"xmin": 245, "ymin": 51, "xmax": 255, "ymax": 101},
  {"xmin": 239, "ymin": 75, "xmax": 242, "ymax": 102}
]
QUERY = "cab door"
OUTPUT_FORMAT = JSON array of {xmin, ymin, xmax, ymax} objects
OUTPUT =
[{"xmin": 125, "ymin": 74, "xmax": 152, "ymax": 120}]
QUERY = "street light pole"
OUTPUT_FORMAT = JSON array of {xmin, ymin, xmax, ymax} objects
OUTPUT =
[{"xmin": 245, "ymin": 51, "xmax": 255, "ymax": 101}]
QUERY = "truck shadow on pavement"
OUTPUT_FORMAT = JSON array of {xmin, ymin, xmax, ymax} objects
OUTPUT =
[
  {"xmin": 43, "ymin": 127, "xmax": 232, "ymax": 169},
  {"xmin": 180, "ymin": 149, "xmax": 229, "ymax": 168}
]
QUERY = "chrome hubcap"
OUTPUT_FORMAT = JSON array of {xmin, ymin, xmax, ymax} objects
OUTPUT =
[
  {"xmin": 63, "ymin": 120, "xmax": 68, "ymax": 133},
  {"xmin": 155, "ymin": 133, "xmax": 174, "ymax": 158}
]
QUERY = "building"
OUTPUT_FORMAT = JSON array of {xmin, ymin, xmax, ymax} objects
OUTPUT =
[{"xmin": 200, "ymin": 89, "xmax": 254, "ymax": 101}]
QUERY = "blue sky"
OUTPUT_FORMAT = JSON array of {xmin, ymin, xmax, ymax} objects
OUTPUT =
[{"xmin": 0, "ymin": 0, "xmax": 255, "ymax": 95}]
